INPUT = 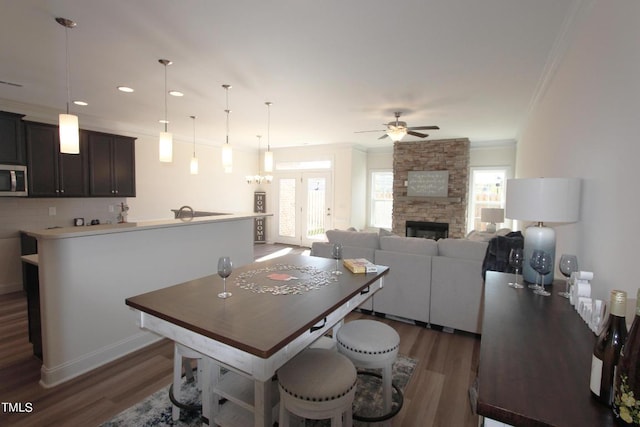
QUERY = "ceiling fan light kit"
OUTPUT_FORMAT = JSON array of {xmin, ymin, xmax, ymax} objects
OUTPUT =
[{"xmin": 357, "ymin": 111, "xmax": 440, "ymax": 142}]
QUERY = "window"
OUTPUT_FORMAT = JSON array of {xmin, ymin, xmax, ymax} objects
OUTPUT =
[
  {"xmin": 370, "ymin": 171, "xmax": 393, "ymax": 229},
  {"xmin": 467, "ymin": 168, "xmax": 510, "ymax": 233}
]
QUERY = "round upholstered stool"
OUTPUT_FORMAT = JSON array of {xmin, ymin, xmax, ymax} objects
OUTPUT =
[
  {"xmin": 277, "ymin": 348, "xmax": 357, "ymax": 427},
  {"xmin": 336, "ymin": 319, "xmax": 400, "ymax": 421},
  {"xmin": 171, "ymin": 343, "xmax": 203, "ymax": 421}
]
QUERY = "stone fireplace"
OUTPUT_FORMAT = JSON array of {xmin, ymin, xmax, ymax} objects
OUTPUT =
[{"xmin": 392, "ymin": 138, "xmax": 470, "ymax": 239}]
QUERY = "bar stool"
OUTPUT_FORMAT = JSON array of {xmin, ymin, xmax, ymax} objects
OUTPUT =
[
  {"xmin": 171, "ymin": 343, "xmax": 203, "ymax": 421},
  {"xmin": 277, "ymin": 348, "xmax": 357, "ymax": 427},
  {"xmin": 336, "ymin": 319, "xmax": 401, "ymax": 422}
]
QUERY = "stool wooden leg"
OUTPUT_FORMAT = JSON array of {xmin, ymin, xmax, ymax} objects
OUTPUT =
[
  {"xmin": 344, "ymin": 408, "xmax": 353, "ymax": 427},
  {"xmin": 383, "ymin": 363, "xmax": 393, "ymax": 414},
  {"xmin": 172, "ymin": 346, "xmax": 181, "ymax": 421},
  {"xmin": 279, "ymin": 401, "xmax": 290, "ymax": 427}
]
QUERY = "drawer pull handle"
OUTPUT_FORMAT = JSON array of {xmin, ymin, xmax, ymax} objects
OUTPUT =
[{"xmin": 310, "ymin": 317, "xmax": 327, "ymax": 333}]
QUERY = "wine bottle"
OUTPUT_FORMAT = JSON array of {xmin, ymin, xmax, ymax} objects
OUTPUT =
[
  {"xmin": 590, "ymin": 290, "xmax": 628, "ymax": 406},
  {"xmin": 613, "ymin": 289, "xmax": 640, "ymax": 425}
]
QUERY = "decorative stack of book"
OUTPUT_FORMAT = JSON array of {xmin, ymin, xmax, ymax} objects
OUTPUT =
[{"xmin": 343, "ymin": 258, "xmax": 377, "ymax": 274}]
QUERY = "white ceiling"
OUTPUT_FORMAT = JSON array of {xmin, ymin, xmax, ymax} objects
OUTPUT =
[{"xmin": 0, "ymin": 0, "xmax": 576, "ymax": 150}]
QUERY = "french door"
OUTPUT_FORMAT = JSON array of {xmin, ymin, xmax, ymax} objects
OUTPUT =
[{"xmin": 274, "ymin": 171, "xmax": 333, "ymax": 247}]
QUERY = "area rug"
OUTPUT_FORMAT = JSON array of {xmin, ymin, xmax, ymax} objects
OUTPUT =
[{"xmin": 102, "ymin": 355, "xmax": 416, "ymax": 426}]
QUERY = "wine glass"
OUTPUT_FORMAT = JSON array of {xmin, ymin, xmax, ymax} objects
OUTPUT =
[
  {"xmin": 331, "ymin": 243, "xmax": 343, "ymax": 275},
  {"xmin": 529, "ymin": 250, "xmax": 544, "ymax": 290},
  {"xmin": 558, "ymin": 254, "xmax": 578, "ymax": 298},
  {"xmin": 507, "ymin": 248, "xmax": 524, "ymax": 289},
  {"xmin": 217, "ymin": 256, "xmax": 233, "ymax": 299},
  {"xmin": 533, "ymin": 251, "xmax": 552, "ymax": 296}
]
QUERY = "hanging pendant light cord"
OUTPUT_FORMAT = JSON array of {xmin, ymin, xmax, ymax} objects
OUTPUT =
[
  {"xmin": 224, "ymin": 86, "xmax": 230, "ymax": 145},
  {"xmin": 191, "ymin": 116, "xmax": 196, "ymax": 156},
  {"xmin": 164, "ymin": 65, "xmax": 168, "ymax": 133},
  {"xmin": 64, "ymin": 26, "xmax": 71, "ymax": 115}
]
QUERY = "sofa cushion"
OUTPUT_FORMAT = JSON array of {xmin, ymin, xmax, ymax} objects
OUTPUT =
[
  {"xmin": 326, "ymin": 229, "xmax": 380, "ymax": 249},
  {"xmin": 379, "ymin": 236, "xmax": 438, "ymax": 256},
  {"xmin": 437, "ymin": 238, "xmax": 488, "ymax": 261}
]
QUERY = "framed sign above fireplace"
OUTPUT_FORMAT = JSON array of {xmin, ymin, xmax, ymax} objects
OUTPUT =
[{"xmin": 407, "ymin": 170, "xmax": 449, "ymax": 197}]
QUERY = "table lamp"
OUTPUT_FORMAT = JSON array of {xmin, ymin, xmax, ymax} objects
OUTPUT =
[
  {"xmin": 505, "ymin": 178, "xmax": 581, "ymax": 284},
  {"xmin": 480, "ymin": 208, "xmax": 505, "ymax": 233}
]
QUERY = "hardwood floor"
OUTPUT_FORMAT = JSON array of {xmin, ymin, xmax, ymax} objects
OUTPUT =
[{"xmin": 0, "ymin": 245, "xmax": 480, "ymax": 427}]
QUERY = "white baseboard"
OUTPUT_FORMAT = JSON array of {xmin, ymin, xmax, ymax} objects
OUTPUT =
[{"xmin": 39, "ymin": 331, "xmax": 162, "ymax": 388}]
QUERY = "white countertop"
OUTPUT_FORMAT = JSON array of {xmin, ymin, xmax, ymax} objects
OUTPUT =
[{"xmin": 23, "ymin": 212, "xmax": 271, "ymax": 240}]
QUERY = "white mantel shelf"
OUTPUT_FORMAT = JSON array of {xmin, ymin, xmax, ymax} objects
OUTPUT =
[
  {"xmin": 395, "ymin": 196, "xmax": 462, "ymax": 203},
  {"xmin": 23, "ymin": 212, "xmax": 271, "ymax": 240}
]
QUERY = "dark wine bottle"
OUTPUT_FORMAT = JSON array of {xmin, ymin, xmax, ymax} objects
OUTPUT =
[
  {"xmin": 613, "ymin": 289, "xmax": 640, "ymax": 425},
  {"xmin": 590, "ymin": 290, "xmax": 628, "ymax": 406}
]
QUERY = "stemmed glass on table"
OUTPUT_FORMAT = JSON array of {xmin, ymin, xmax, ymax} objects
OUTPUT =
[
  {"xmin": 558, "ymin": 254, "xmax": 578, "ymax": 298},
  {"xmin": 217, "ymin": 256, "xmax": 233, "ymax": 299},
  {"xmin": 331, "ymin": 243, "xmax": 343, "ymax": 275},
  {"xmin": 531, "ymin": 250, "xmax": 552, "ymax": 296},
  {"xmin": 507, "ymin": 247, "xmax": 524, "ymax": 289}
]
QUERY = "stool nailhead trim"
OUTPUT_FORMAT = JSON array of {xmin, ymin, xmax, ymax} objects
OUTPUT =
[
  {"xmin": 336, "ymin": 339, "xmax": 399, "ymax": 355},
  {"xmin": 279, "ymin": 379, "xmax": 357, "ymax": 402}
]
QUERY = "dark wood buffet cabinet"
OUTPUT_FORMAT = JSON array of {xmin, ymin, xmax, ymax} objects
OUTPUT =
[{"xmin": 0, "ymin": 110, "xmax": 136, "ymax": 198}]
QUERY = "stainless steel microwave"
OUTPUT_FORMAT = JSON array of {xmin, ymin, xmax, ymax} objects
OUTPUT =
[{"xmin": 0, "ymin": 164, "xmax": 28, "ymax": 196}]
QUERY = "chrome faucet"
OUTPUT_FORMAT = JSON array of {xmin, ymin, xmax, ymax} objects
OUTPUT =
[{"xmin": 176, "ymin": 205, "xmax": 194, "ymax": 219}]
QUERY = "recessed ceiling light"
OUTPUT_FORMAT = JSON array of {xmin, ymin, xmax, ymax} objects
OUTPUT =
[
  {"xmin": 117, "ymin": 86, "xmax": 134, "ymax": 93},
  {"xmin": 169, "ymin": 90, "xmax": 184, "ymax": 97},
  {"xmin": 73, "ymin": 100, "xmax": 88, "ymax": 106}
]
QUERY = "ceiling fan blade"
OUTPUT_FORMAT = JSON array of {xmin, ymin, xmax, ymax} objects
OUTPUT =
[
  {"xmin": 407, "ymin": 131, "xmax": 429, "ymax": 138},
  {"xmin": 378, "ymin": 134, "xmax": 389, "ymax": 140},
  {"xmin": 355, "ymin": 129, "xmax": 385, "ymax": 133},
  {"xmin": 407, "ymin": 125, "xmax": 440, "ymax": 130}
]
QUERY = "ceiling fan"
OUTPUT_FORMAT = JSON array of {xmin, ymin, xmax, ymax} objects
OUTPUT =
[{"xmin": 356, "ymin": 111, "xmax": 439, "ymax": 141}]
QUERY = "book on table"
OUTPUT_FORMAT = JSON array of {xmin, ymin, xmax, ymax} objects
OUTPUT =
[{"xmin": 343, "ymin": 258, "xmax": 377, "ymax": 273}]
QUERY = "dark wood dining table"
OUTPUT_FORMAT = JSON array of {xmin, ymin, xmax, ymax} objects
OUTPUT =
[{"xmin": 126, "ymin": 254, "xmax": 388, "ymax": 427}]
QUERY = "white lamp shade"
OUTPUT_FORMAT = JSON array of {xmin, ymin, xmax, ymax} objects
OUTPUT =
[
  {"xmin": 264, "ymin": 150, "xmax": 274, "ymax": 173},
  {"xmin": 59, "ymin": 113, "xmax": 80, "ymax": 154},
  {"xmin": 387, "ymin": 128, "xmax": 407, "ymax": 142},
  {"xmin": 190, "ymin": 156, "xmax": 198, "ymax": 175},
  {"xmin": 481, "ymin": 208, "xmax": 505, "ymax": 224},
  {"xmin": 505, "ymin": 178, "xmax": 581, "ymax": 223},
  {"xmin": 222, "ymin": 144, "xmax": 233, "ymax": 173},
  {"xmin": 159, "ymin": 131, "xmax": 173, "ymax": 162}
]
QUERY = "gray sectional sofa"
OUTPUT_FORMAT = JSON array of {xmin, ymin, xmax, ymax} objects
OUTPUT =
[{"xmin": 310, "ymin": 229, "xmax": 488, "ymax": 334}]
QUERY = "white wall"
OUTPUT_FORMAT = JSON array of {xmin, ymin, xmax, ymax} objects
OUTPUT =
[
  {"xmin": 127, "ymin": 133, "xmax": 255, "ymax": 221},
  {"xmin": 515, "ymin": 0, "xmax": 640, "ymax": 301}
]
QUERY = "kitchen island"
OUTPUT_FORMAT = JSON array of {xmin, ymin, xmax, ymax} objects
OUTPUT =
[{"xmin": 23, "ymin": 213, "xmax": 267, "ymax": 388}]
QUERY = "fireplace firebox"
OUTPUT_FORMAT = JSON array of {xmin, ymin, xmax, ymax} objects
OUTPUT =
[{"xmin": 406, "ymin": 221, "xmax": 449, "ymax": 240}]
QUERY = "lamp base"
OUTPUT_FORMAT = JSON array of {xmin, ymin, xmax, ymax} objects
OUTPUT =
[{"xmin": 522, "ymin": 225, "xmax": 555, "ymax": 285}]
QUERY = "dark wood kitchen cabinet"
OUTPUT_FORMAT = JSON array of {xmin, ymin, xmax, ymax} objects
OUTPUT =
[
  {"xmin": 25, "ymin": 121, "xmax": 89, "ymax": 197},
  {"xmin": 88, "ymin": 131, "xmax": 136, "ymax": 197},
  {"xmin": 0, "ymin": 111, "xmax": 26, "ymax": 164}
]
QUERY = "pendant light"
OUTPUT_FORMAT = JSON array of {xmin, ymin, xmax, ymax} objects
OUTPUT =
[
  {"xmin": 190, "ymin": 115, "xmax": 198, "ymax": 174},
  {"xmin": 221, "ymin": 84, "xmax": 233, "ymax": 173},
  {"xmin": 56, "ymin": 17, "xmax": 80, "ymax": 154},
  {"xmin": 264, "ymin": 102, "xmax": 274, "ymax": 176},
  {"xmin": 158, "ymin": 59, "xmax": 173, "ymax": 163},
  {"xmin": 246, "ymin": 135, "xmax": 265, "ymax": 184}
]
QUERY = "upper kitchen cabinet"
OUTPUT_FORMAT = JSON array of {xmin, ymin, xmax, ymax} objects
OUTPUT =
[
  {"xmin": 25, "ymin": 121, "xmax": 89, "ymax": 197},
  {"xmin": 0, "ymin": 111, "xmax": 26, "ymax": 165},
  {"xmin": 88, "ymin": 131, "xmax": 136, "ymax": 197}
]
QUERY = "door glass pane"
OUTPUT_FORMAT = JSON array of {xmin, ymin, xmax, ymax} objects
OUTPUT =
[
  {"xmin": 278, "ymin": 178, "xmax": 296, "ymax": 237},
  {"xmin": 306, "ymin": 177, "xmax": 326, "ymax": 239}
]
